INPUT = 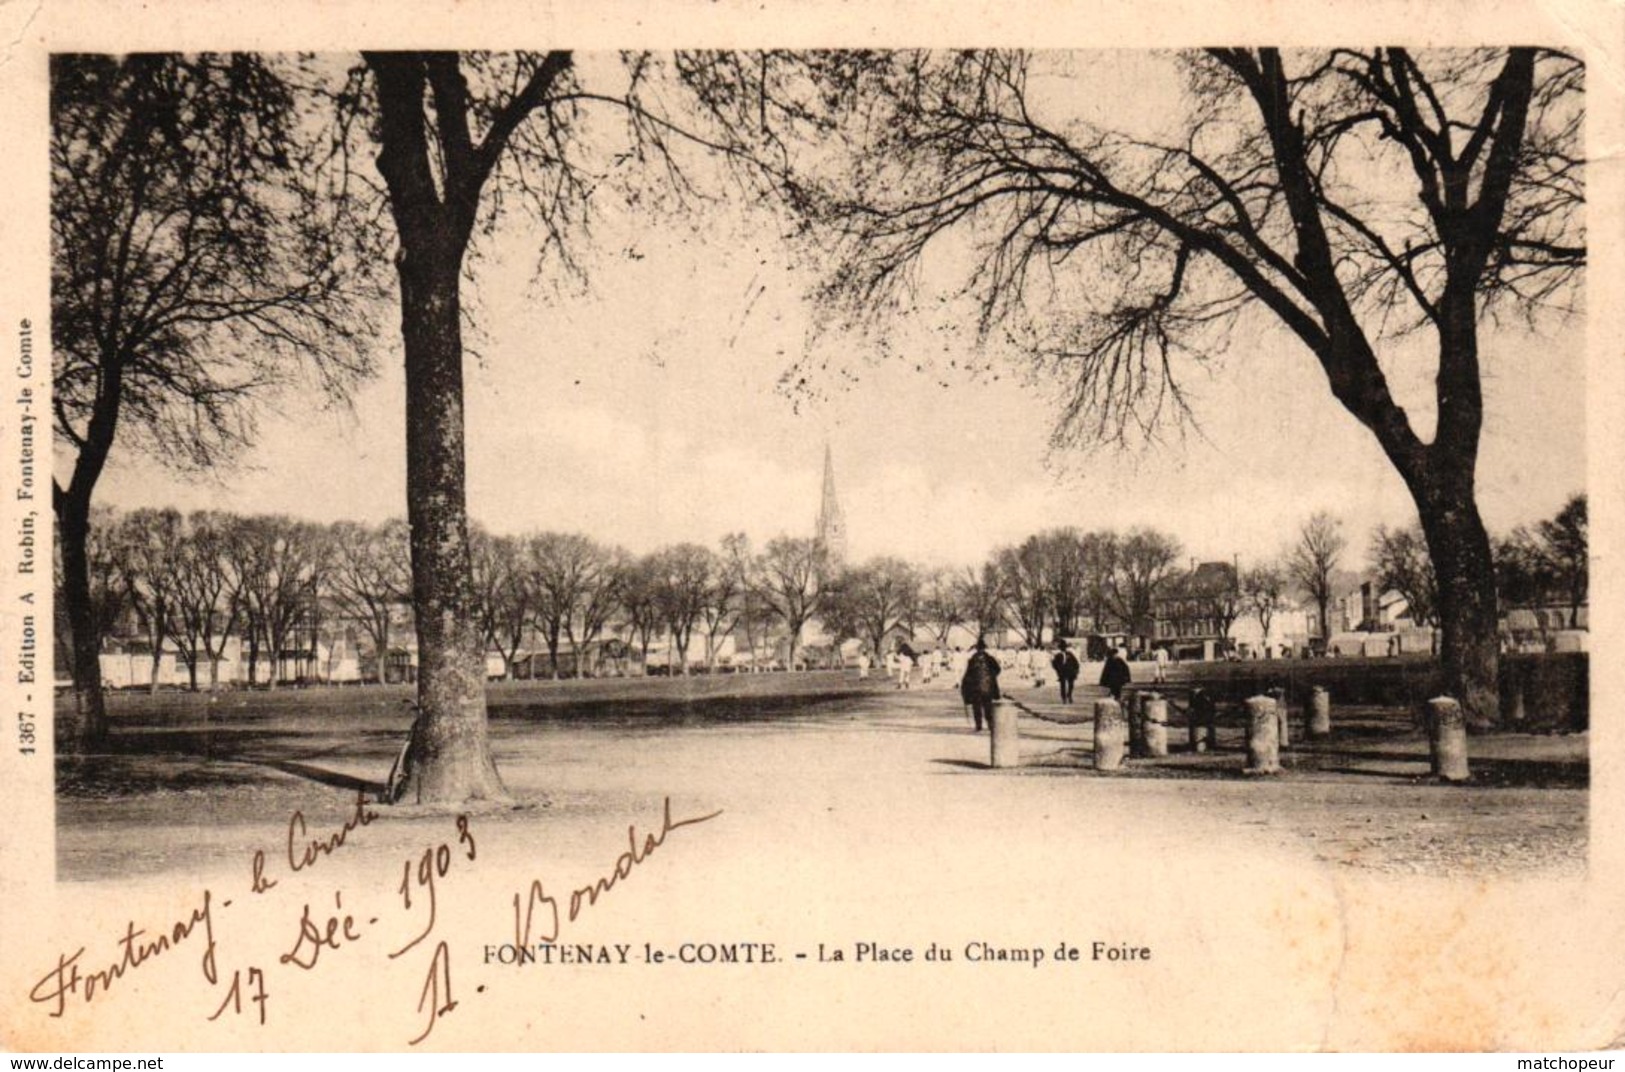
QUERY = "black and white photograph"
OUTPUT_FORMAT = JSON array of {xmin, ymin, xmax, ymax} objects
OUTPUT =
[{"xmin": 2, "ymin": 0, "xmax": 1621, "ymax": 1054}]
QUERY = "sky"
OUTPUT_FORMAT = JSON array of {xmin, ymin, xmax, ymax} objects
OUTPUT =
[{"xmin": 82, "ymin": 53, "xmax": 1588, "ymax": 576}]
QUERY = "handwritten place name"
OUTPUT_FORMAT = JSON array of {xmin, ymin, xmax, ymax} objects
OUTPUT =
[
  {"xmin": 29, "ymin": 889, "xmax": 219, "ymax": 1018},
  {"xmin": 287, "ymin": 790, "xmax": 379, "ymax": 876},
  {"xmin": 247, "ymin": 789, "xmax": 379, "ymax": 896}
]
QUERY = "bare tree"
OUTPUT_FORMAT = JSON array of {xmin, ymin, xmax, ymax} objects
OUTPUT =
[
  {"xmin": 1241, "ymin": 562, "xmax": 1288, "ymax": 654},
  {"xmin": 1371, "ymin": 524, "xmax": 1439, "ymax": 627},
  {"xmin": 1102, "ymin": 528, "xmax": 1183, "ymax": 644},
  {"xmin": 826, "ymin": 558, "xmax": 921, "ymax": 666},
  {"xmin": 325, "ymin": 519, "xmax": 411, "ymax": 685},
  {"xmin": 50, "ymin": 54, "xmax": 374, "ymax": 746},
  {"xmin": 996, "ymin": 542, "xmax": 1049, "ymax": 647},
  {"xmin": 719, "ymin": 533, "xmax": 770, "ymax": 669},
  {"xmin": 1538, "ymin": 494, "xmax": 1587, "ymax": 628},
  {"xmin": 1034, "ymin": 529, "xmax": 1092, "ymax": 639},
  {"xmin": 918, "ymin": 567, "xmax": 968, "ymax": 648},
  {"xmin": 803, "ymin": 48, "xmax": 1582, "ymax": 723},
  {"xmin": 754, "ymin": 536, "xmax": 828, "ymax": 671},
  {"xmin": 529, "ymin": 532, "xmax": 602, "ymax": 681},
  {"xmin": 165, "ymin": 512, "xmax": 243, "ymax": 691},
  {"xmin": 956, "ymin": 561, "xmax": 1007, "ymax": 642},
  {"xmin": 117, "ymin": 508, "xmax": 185, "ymax": 692},
  {"xmin": 470, "ymin": 528, "xmax": 533, "ymax": 682},
  {"xmin": 1291, "ymin": 511, "xmax": 1347, "ymax": 645},
  {"xmin": 84, "ymin": 505, "xmax": 132, "ymax": 653},
  {"xmin": 353, "ymin": 50, "xmax": 824, "ymax": 800},
  {"xmin": 1494, "ymin": 526, "xmax": 1558, "ymax": 640},
  {"xmin": 572, "ymin": 547, "xmax": 627, "ymax": 678},
  {"xmin": 230, "ymin": 515, "xmax": 327, "ymax": 688},
  {"xmin": 650, "ymin": 544, "xmax": 714, "ymax": 675},
  {"xmin": 617, "ymin": 555, "xmax": 664, "ymax": 673},
  {"xmin": 697, "ymin": 544, "xmax": 743, "ymax": 672}
]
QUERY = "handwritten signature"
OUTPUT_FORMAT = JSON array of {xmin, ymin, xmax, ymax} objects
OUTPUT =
[
  {"xmin": 414, "ymin": 796, "xmax": 722, "ymax": 1046},
  {"xmin": 511, "ymin": 796, "xmax": 724, "ymax": 949}
]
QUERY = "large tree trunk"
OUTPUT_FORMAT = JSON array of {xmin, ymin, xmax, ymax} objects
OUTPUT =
[
  {"xmin": 56, "ymin": 492, "xmax": 107, "ymax": 749},
  {"xmin": 1416, "ymin": 278, "xmax": 1500, "ymax": 727},
  {"xmin": 1352, "ymin": 278, "xmax": 1502, "ymax": 727},
  {"xmin": 368, "ymin": 53, "xmax": 515, "ymax": 805},
  {"xmin": 1414, "ymin": 463, "xmax": 1501, "ymax": 729},
  {"xmin": 387, "ymin": 246, "xmax": 505, "ymax": 804},
  {"xmin": 54, "ymin": 348, "xmax": 124, "ymax": 747}
]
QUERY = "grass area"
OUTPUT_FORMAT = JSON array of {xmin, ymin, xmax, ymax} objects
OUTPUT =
[{"xmin": 56, "ymin": 672, "xmax": 895, "ymax": 800}]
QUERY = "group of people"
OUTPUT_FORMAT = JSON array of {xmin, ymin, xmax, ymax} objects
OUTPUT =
[
  {"xmin": 955, "ymin": 638, "xmax": 1134, "ymax": 733},
  {"xmin": 856, "ymin": 646, "xmax": 966, "ymax": 690},
  {"xmin": 859, "ymin": 637, "xmax": 1135, "ymax": 732}
]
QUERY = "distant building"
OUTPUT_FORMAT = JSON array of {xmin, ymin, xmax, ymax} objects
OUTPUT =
[
  {"xmin": 814, "ymin": 443, "xmax": 847, "ymax": 565},
  {"xmin": 1153, "ymin": 560, "xmax": 1241, "ymax": 659}
]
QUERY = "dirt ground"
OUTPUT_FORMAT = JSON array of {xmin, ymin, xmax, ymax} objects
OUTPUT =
[
  {"xmin": 30, "ymin": 672, "xmax": 1608, "ymax": 1051},
  {"xmin": 56, "ymin": 672, "xmax": 1587, "ymax": 882}
]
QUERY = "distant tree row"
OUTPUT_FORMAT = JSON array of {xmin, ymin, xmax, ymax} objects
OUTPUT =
[
  {"xmin": 1493, "ymin": 495, "xmax": 1588, "ymax": 628},
  {"xmin": 76, "ymin": 511, "xmax": 1215, "ymax": 687},
  {"xmin": 1262, "ymin": 496, "xmax": 1589, "ymax": 640},
  {"xmin": 78, "ymin": 509, "xmax": 854, "ymax": 686},
  {"xmin": 82, "ymin": 508, "xmax": 406, "ymax": 690},
  {"xmin": 824, "ymin": 527, "xmax": 1219, "ymax": 657},
  {"xmin": 76, "ymin": 495, "xmax": 1585, "ymax": 692}
]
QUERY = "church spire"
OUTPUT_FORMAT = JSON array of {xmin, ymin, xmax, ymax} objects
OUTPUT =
[{"xmin": 815, "ymin": 443, "xmax": 847, "ymax": 563}]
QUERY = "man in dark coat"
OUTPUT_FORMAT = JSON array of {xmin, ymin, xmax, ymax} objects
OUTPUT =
[
  {"xmin": 960, "ymin": 639, "xmax": 1002, "ymax": 733},
  {"xmin": 1051, "ymin": 640, "xmax": 1081, "ymax": 704},
  {"xmin": 1100, "ymin": 647, "xmax": 1132, "ymax": 701}
]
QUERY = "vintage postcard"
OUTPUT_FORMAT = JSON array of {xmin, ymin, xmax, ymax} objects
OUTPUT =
[{"xmin": 2, "ymin": 0, "xmax": 1623, "ymax": 1053}]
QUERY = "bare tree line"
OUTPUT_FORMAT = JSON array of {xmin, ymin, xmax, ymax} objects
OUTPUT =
[
  {"xmin": 80, "ymin": 501, "xmax": 1590, "ymax": 693},
  {"xmin": 77, "ymin": 509, "xmax": 1207, "ymax": 686}
]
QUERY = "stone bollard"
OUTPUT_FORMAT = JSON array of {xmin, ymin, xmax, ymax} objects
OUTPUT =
[
  {"xmin": 1143, "ymin": 692, "xmax": 1169, "ymax": 758},
  {"xmin": 1124, "ymin": 692, "xmax": 1143, "ymax": 757},
  {"xmin": 1269, "ymin": 687, "xmax": 1291, "ymax": 747},
  {"xmin": 989, "ymin": 700, "xmax": 1020, "ymax": 770},
  {"xmin": 1427, "ymin": 697, "xmax": 1470, "ymax": 783},
  {"xmin": 1195, "ymin": 689, "xmax": 1219, "ymax": 753},
  {"xmin": 1187, "ymin": 688, "xmax": 1219, "ymax": 753},
  {"xmin": 1245, "ymin": 695, "xmax": 1281, "ymax": 775},
  {"xmin": 1094, "ymin": 699, "xmax": 1127, "ymax": 771},
  {"xmin": 1506, "ymin": 672, "xmax": 1527, "ymax": 726},
  {"xmin": 1309, "ymin": 686, "xmax": 1331, "ymax": 739}
]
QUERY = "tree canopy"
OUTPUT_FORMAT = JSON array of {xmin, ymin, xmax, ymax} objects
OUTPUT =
[{"xmin": 789, "ymin": 48, "xmax": 1583, "ymax": 720}]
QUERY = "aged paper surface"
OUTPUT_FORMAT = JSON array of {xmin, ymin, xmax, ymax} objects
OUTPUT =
[{"xmin": 2, "ymin": 0, "xmax": 1623, "ymax": 1053}]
